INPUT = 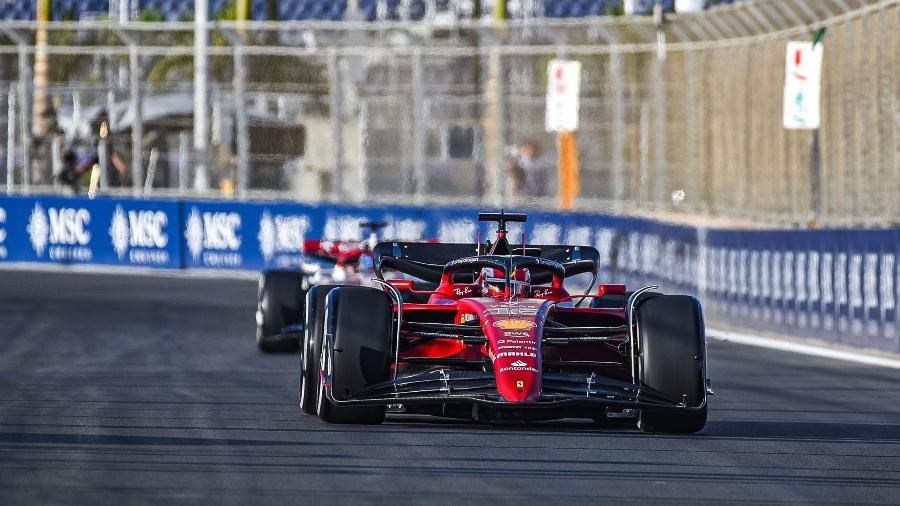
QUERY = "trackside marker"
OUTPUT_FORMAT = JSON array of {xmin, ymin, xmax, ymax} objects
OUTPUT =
[{"xmin": 708, "ymin": 328, "xmax": 900, "ymax": 370}]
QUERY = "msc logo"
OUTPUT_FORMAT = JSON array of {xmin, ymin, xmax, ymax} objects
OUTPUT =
[
  {"xmin": 258, "ymin": 210, "xmax": 310, "ymax": 262},
  {"xmin": 27, "ymin": 203, "xmax": 91, "ymax": 256},
  {"xmin": 185, "ymin": 207, "xmax": 241, "ymax": 260},
  {"xmin": 109, "ymin": 206, "xmax": 169, "ymax": 260}
]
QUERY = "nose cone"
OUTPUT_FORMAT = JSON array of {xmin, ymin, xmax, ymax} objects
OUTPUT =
[
  {"xmin": 459, "ymin": 298, "xmax": 549, "ymax": 404},
  {"xmin": 494, "ymin": 359, "xmax": 541, "ymax": 402}
]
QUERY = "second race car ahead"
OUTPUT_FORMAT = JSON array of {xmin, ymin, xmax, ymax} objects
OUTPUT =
[
  {"xmin": 255, "ymin": 221, "xmax": 386, "ymax": 352},
  {"xmin": 301, "ymin": 211, "xmax": 712, "ymax": 432}
]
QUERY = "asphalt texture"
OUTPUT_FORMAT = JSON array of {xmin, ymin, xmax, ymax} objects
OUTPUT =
[{"xmin": 1, "ymin": 270, "xmax": 899, "ymax": 505}]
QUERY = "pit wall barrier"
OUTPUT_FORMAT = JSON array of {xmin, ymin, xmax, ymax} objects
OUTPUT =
[{"xmin": 0, "ymin": 195, "xmax": 896, "ymax": 354}]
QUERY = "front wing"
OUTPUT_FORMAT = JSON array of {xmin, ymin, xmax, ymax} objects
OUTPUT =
[{"xmin": 322, "ymin": 368, "xmax": 707, "ymax": 414}]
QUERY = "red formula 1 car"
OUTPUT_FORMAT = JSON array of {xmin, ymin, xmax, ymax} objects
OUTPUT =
[{"xmin": 300, "ymin": 212, "xmax": 710, "ymax": 432}]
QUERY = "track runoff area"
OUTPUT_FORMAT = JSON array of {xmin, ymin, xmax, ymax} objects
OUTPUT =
[{"xmin": 1, "ymin": 269, "xmax": 898, "ymax": 504}]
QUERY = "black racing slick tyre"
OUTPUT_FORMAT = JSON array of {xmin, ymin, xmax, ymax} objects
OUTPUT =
[
  {"xmin": 299, "ymin": 284, "xmax": 336, "ymax": 416},
  {"xmin": 317, "ymin": 286, "xmax": 392, "ymax": 424},
  {"xmin": 636, "ymin": 295, "xmax": 708, "ymax": 434},
  {"xmin": 257, "ymin": 271, "xmax": 305, "ymax": 353}
]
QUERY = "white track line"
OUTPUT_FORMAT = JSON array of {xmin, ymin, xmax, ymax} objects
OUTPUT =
[{"xmin": 708, "ymin": 328, "xmax": 900, "ymax": 370}]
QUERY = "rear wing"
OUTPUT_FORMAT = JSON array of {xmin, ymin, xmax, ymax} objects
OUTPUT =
[{"xmin": 374, "ymin": 242, "xmax": 600, "ymax": 284}]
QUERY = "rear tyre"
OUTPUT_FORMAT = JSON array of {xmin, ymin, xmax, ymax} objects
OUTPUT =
[
  {"xmin": 636, "ymin": 295, "xmax": 707, "ymax": 434},
  {"xmin": 257, "ymin": 271, "xmax": 305, "ymax": 353},
  {"xmin": 299, "ymin": 285, "xmax": 337, "ymax": 416},
  {"xmin": 317, "ymin": 286, "xmax": 392, "ymax": 424}
]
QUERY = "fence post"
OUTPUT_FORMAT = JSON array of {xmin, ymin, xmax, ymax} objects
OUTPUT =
[
  {"xmin": 652, "ymin": 41, "xmax": 667, "ymax": 208},
  {"xmin": 129, "ymin": 43, "xmax": 143, "ymax": 197},
  {"xmin": 610, "ymin": 50, "xmax": 625, "ymax": 210},
  {"xmin": 233, "ymin": 40, "xmax": 249, "ymax": 199},
  {"xmin": 411, "ymin": 48, "xmax": 426, "ymax": 202},
  {"xmin": 17, "ymin": 42, "xmax": 31, "ymax": 194},
  {"xmin": 328, "ymin": 48, "xmax": 344, "ymax": 201},
  {"xmin": 6, "ymin": 85, "xmax": 15, "ymax": 194}
]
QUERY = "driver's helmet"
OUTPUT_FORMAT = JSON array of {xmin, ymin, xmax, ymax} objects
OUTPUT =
[
  {"xmin": 478, "ymin": 267, "xmax": 505, "ymax": 297},
  {"xmin": 477, "ymin": 267, "xmax": 531, "ymax": 297},
  {"xmin": 509, "ymin": 267, "xmax": 531, "ymax": 297}
]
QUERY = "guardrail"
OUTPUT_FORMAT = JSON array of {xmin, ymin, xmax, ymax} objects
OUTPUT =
[{"xmin": 0, "ymin": 194, "xmax": 896, "ymax": 354}]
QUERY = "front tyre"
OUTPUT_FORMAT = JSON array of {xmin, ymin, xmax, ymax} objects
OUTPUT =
[
  {"xmin": 257, "ymin": 271, "xmax": 305, "ymax": 353},
  {"xmin": 317, "ymin": 286, "xmax": 392, "ymax": 424},
  {"xmin": 299, "ymin": 285, "xmax": 336, "ymax": 415},
  {"xmin": 636, "ymin": 295, "xmax": 707, "ymax": 433}
]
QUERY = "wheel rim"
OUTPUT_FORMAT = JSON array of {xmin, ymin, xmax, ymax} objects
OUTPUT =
[{"xmin": 316, "ymin": 337, "xmax": 327, "ymax": 415}]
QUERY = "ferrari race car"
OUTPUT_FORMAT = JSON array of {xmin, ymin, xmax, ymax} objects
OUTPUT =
[
  {"xmin": 255, "ymin": 221, "xmax": 386, "ymax": 352},
  {"xmin": 299, "ymin": 212, "xmax": 711, "ymax": 433}
]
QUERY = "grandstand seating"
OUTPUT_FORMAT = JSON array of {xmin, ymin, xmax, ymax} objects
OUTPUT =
[{"xmin": 0, "ymin": 0, "xmax": 744, "ymax": 22}]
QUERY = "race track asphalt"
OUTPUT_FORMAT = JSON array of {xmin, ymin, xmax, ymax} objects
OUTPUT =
[{"xmin": 1, "ymin": 270, "xmax": 899, "ymax": 505}]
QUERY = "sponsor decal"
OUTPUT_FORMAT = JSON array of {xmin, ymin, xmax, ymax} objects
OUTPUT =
[
  {"xmin": 323, "ymin": 215, "xmax": 366, "ymax": 241},
  {"xmin": 494, "ymin": 351, "xmax": 536, "ymax": 359},
  {"xmin": 258, "ymin": 210, "xmax": 310, "ymax": 266},
  {"xmin": 438, "ymin": 218, "xmax": 476, "ymax": 243},
  {"xmin": 459, "ymin": 313, "xmax": 477, "ymax": 323},
  {"xmin": 385, "ymin": 218, "xmax": 427, "ymax": 241},
  {"xmin": 453, "ymin": 286, "xmax": 473, "ymax": 296},
  {"xmin": 499, "ymin": 365, "xmax": 539, "ymax": 374},
  {"xmin": 184, "ymin": 206, "xmax": 242, "ymax": 267},
  {"xmin": 108, "ymin": 205, "xmax": 170, "ymax": 265},
  {"xmin": 533, "ymin": 288, "xmax": 552, "ymax": 298},
  {"xmin": 28, "ymin": 203, "xmax": 92, "ymax": 261},
  {"xmin": 510, "ymin": 360, "xmax": 527, "ymax": 367},
  {"xmin": 493, "ymin": 319, "xmax": 536, "ymax": 330},
  {"xmin": 497, "ymin": 338, "xmax": 535, "ymax": 345},
  {"xmin": 502, "ymin": 330, "xmax": 529, "ymax": 338}
]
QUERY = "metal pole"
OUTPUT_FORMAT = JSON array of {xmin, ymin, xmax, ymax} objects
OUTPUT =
[
  {"xmin": 411, "ymin": 49, "xmax": 426, "ymax": 202},
  {"xmin": 193, "ymin": 0, "xmax": 210, "ymax": 191},
  {"xmin": 6, "ymin": 86, "xmax": 15, "ymax": 194},
  {"xmin": 610, "ymin": 51, "xmax": 625, "ymax": 210},
  {"xmin": 17, "ymin": 43, "xmax": 31, "ymax": 193},
  {"xmin": 234, "ymin": 41, "xmax": 249, "ymax": 199},
  {"xmin": 653, "ymin": 37, "xmax": 667, "ymax": 208},
  {"xmin": 178, "ymin": 131, "xmax": 188, "ymax": 193},
  {"xmin": 129, "ymin": 44, "xmax": 143, "ymax": 197},
  {"xmin": 328, "ymin": 49, "xmax": 344, "ymax": 201}
]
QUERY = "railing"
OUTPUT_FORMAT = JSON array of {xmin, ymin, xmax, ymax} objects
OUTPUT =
[{"xmin": 0, "ymin": 0, "xmax": 896, "ymax": 227}]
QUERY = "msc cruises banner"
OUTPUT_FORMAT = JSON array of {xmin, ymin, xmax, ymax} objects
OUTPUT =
[
  {"xmin": 0, "ymin": 195, "xmax": 896, "ymax": 353},
  {"xmin": 0, "ymin": 196, "xmax": 180, "ymax": 269}
]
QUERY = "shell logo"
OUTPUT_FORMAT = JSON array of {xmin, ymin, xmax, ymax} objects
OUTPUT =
[{"xmin": 493, "ymin": 319, "xmax": 536, "ymax": 330}]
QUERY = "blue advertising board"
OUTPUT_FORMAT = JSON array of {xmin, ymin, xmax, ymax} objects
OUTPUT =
[{"xmin": 0, "ymin": 196, "xmax": 181, "ymax": 269}]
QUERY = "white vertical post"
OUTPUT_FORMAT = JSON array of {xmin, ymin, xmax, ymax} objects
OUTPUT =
[
  {"xmin": 178, "ymin": 131, "xmax": 189, "ymax": 193},
  {"xmin": 610, "ymin": 51, "xmax": 625, "ymax": 209},
  {"xmin": 129, "ymin": 44, "xmax": 143, "ymax": 197},
  {"xmin": 411, "ymin": 49, "xmax": 426, "ymax": 202},
  {"xmin": 234, "ymin": 40, "xmax": 249, "ymax": 198},
  {"xmin": 193, "ymin": 0, "xmax": 210, "ymax": 190},
  {"xmin": 17, "ymin": 43, "xmax": 31, "ymax": 193},
  {"xmin": 328, "ymin": 49, "xmax": 344, "ymax": 200}
]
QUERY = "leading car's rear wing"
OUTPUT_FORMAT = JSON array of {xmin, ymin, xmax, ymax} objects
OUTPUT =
[{"xmin": 373, "ymin": 242, "xmax": 600, "ymax": 283}]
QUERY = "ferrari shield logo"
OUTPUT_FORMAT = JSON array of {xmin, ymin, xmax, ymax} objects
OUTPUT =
[{"xmin": 516, "ymin": 380, "xmax": 525, "ymax": 390}]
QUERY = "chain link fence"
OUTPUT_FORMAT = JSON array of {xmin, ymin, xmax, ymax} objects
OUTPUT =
[{"xmin": 0, "ymin": 0, "xmax": 896, "ymax": 227}]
